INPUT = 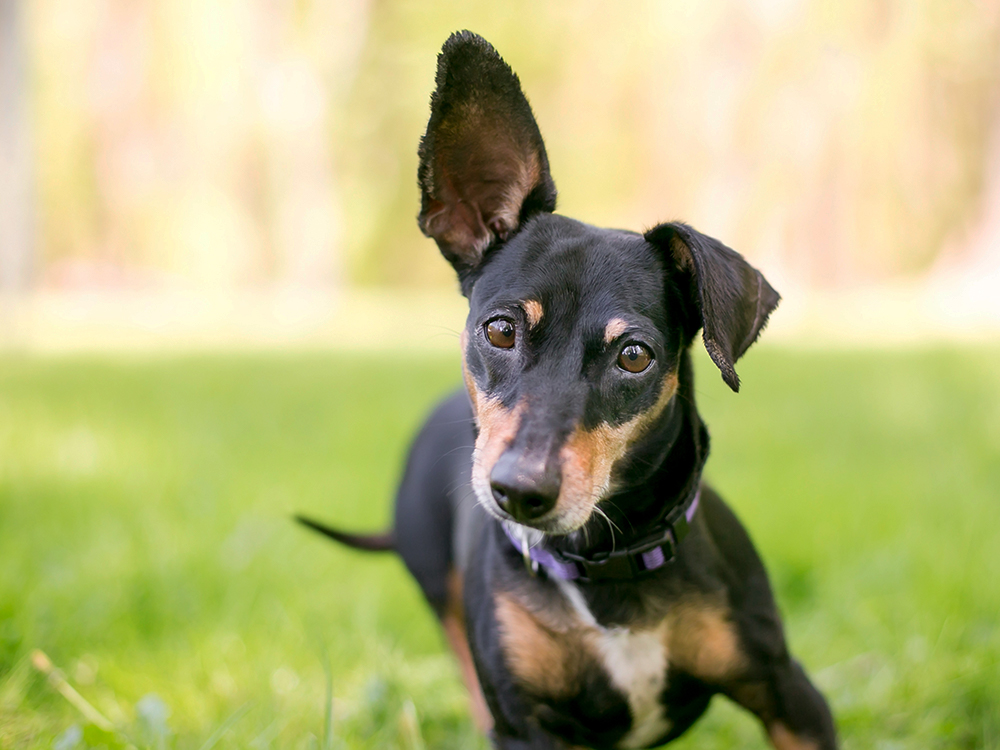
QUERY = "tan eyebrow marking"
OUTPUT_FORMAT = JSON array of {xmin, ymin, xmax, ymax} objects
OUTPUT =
[
  {"xmin": 523, "ymin": 299, "xmax": 544, "ymax": 328},
  {"xmin": 604, "ymin": 318, "xmax": 629, "ymax": 344}
]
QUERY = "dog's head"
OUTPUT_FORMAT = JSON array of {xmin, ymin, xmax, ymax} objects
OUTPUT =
[{"xmin": 418, "ymin": 32, "xmax": 779, "ymax": 535}]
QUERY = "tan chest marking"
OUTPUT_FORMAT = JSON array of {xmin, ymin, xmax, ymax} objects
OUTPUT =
[
  {"xmin": 494, "ymin": 589, "xmax": 747, "ymax": 745},
  {"xmin": 665, "ymin": 598, "xmax": 746, "ymax": 682},
  {"xmin": 494, "ymin": 589, "xmax": 673, "ymax": 749},
  {"xmin": 494, "ymin": 592, "xmax": 585, "ymax": 698}
]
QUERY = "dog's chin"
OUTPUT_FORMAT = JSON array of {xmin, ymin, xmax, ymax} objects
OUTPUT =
[
  {"xmin": 526, "ymin": 507, "xmax": 595, "ymax": 536},
  {"xmin": 527, "ymin": 518, "xmax": 586, "ymax": 536}
]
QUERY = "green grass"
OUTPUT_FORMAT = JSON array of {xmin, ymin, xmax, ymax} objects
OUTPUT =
[{"xmin": 0, "ymin": 346, "xmax": 998, "ymax": 749}]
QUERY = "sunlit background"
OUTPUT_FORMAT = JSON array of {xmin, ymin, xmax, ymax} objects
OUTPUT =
[
  {"xmin": 2, "ymin": 0, "xmax": 999, "ymax": 348},
  {"xmin": 3, "ymin": 3, "xmax": 1000, "ymax": 749}
]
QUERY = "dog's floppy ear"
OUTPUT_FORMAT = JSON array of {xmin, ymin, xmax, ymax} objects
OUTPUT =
[
  {"xmin": 645, "ymin": 222, "xmax": 780, "ymax": 392},
  {"xmin": 418, "ymin": 31, "xmax": 557, "ymax": 282}
]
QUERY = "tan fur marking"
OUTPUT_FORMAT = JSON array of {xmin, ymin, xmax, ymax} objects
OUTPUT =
[
  {"xmin": 604, "ymin": 317, "xmax": 629, "ymax": 343},
  {"xmin": 494, "ymin": 592, "xmax": 579, "ymax": 697},
  {"xmin": 523, "ymin": 299, "xmax": 544, "ymax": 328},
  {"xmin": 558, "ymin": 425, "xmax": 621, "ymax": 530},
  {"xmin": 471, "ymin": 398, "xmax": 526, "ymax": 510},
  {"xmin": 496, "ymin": 590, "xmax": 680, "ymax": 743},
  {"xmin": 768, "ymin": 722, "xmax": 821, "ymax": 750},
  {"xmin": 555, "ymin": 371, "xmax": 680, "ymax": 531},
  {"xmin": 462, "ymin": 326, "xmax": 530, "ymax": 513},
  {"xmin": 460, "ymin": 329, "xmax": 478, "ymax": 418},
  {"xmin": 666, "ymin": 599, "xmax": 746, "ymax": 682}
]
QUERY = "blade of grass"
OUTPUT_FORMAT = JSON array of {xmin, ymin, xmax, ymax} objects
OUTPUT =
[
  {"xmin": 196, "ymin": 701, "xmax": 252, "ymax": 750},
  {"xmin": 30, "ymin": 650, "xmax": 113, "ymax": 732},
  {"xmin": 320, "ymin": 640, "xmax": 334, "ymax": 750},
  {"xmin": 399, "ymin": 699, "xmax": 425, "ymax": 750}
]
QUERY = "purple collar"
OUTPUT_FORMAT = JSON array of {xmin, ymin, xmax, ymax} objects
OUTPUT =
[{"xmin": 504, "ymin": 487, "xmax": 701, "ymax": 583}]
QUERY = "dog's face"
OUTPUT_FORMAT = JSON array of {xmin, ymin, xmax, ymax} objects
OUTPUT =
[
  {"xmin": 418, "ymin": 33, "xmax": 778, "ymax": 534},
  {"xmin": 461, "ymin": 217, "xmax": 686, "ymax": 533}
]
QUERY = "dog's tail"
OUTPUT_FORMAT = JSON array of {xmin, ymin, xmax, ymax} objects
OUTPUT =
[{"xmin": 295, "ymin": 514, "xmax": 396, "ymax": 552}]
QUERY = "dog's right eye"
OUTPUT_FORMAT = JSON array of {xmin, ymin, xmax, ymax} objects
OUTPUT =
[
  {"xmin": 618, "ymin": 343, "xmax": 653, "ymax": 373},
  {"xmin": 485, "ymin": 318, "xmax": 516, "ymax": 348}
]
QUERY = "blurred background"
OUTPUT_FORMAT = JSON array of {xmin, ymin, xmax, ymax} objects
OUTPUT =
[
  {"xmin": 3, "ymin": 3, "xmax": 1000, "ymax": 749},
  {"xmin": 2, "ymin": 0, "xmax": 1000, "ymax": 348}
]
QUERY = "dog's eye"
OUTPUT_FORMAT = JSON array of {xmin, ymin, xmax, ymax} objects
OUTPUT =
[
  {"xmin": 485, "ymin": 318, "xmax": 516, "ymax": 348},
  {"xmin": 618, "ymin": 343, "xmax": 652, "ymax": 373}
]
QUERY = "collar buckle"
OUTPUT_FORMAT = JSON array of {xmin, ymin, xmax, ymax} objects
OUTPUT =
[{"xmin": 562, "ymin": 529, "xmax": 677, "ymax": 582}]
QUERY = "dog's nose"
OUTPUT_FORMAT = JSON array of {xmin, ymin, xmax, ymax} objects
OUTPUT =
[{"xmin": 490, "ymin": 451, "xmax": 561, "ymax": 522}]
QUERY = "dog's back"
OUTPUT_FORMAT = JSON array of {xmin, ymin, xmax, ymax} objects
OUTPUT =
[{"xmin": 391, "ymin": 390, "xmax": 482, "ymax": 616}]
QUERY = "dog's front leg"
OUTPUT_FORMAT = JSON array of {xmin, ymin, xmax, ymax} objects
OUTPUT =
[
  {"xmin": 464, "ymin": 584, "xmax": 567, "ymax": 748},
  {"xmin": 440, "ymin": 607, "xmax": 493, "ymax": 732},
  {"xmin": 763, "ymin": 659, "xmax": 836, "ymax": 750},
  {"xmin": 728, "ymin": 658, "xmax": 837, "ymax": 750},
  {"xmin": 489, "ymin": 727, "xmax": 573, "ymax": 750}
]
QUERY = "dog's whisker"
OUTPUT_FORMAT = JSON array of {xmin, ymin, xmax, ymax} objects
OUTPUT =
[
  {"xmin": 432, "ymin": 445, "xmax": 478, "ymax": 472},
  {"xmin": 593, "ymin": 506, "xmax": 619, "ymax": 553},
  {"xmin": 602, "ymin": 499, "xmax": 636, "ymax": 535}
]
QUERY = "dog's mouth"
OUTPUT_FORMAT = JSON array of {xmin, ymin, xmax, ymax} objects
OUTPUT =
[
  {"xmin": 464, "ymin": 400, "xmax": 625, "ymax": 535},
  {"xmin": 466, "ymin": 374, "xmax": 681, "ymax": 536},
  {"xmin": 463, "ymin": 316, "xmax": 681, "ymax": 532},
  {"xmin": 469, "ymin": 422, "xmax": 620, "ymax": 536},
  {"xmin": 470, "ymin": 475, "xmax": 598, "ymax": 535}
]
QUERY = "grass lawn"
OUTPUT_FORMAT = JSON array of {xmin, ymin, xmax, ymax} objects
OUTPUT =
[{"xmin": 0, "ymin": 345, "xmax": 998, "ymax": 749}]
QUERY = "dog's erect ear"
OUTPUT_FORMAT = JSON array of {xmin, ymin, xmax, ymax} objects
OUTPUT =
[
  {"xmin": 418, "ymin": 31, "xmax": 557, "ymax": 279},
  {"xmin": 645, "ymin": 222, "xmax": 780, "ymax": 392}
]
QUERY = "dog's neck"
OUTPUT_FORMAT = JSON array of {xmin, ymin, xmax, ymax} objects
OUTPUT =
[{"xmin": 551, "ymin": 349, "xmax": 710, "ymax": 558}]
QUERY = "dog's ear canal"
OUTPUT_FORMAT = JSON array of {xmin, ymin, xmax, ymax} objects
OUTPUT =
[
  {"xmin": 417, "ymin": 31, "xmax": 557, "ymax": 282},
  {"xmin": 645, "ymin": 223, "xmax": 780, "ymax": 393}
]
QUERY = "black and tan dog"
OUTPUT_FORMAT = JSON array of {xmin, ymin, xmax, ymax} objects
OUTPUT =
[{"xmin": 299, "ymin": 31, "xmax": 836, "ymax": 750}]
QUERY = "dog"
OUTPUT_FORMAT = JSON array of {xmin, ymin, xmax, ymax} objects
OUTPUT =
[{"xmin": 298, "ymin": 31, "xmax": 836, "ymax": 750}]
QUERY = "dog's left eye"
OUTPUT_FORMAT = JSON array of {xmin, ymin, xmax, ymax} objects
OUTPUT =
[
  {"xmin": 485, "ymin": 318, "xmax": 516, "ymax": 348},
  {"xmin": 618, "ymin": 343, "xmax": 653, "ymax": 373}
]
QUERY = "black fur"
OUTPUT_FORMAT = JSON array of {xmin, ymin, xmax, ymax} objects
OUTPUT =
[
  {"xmin": 418, "ymin": 32, "xmax": 557, "ymax": 288},
  {"xmin": 644, "ymin": 222, "xmax": 780, "ymax": 392},
  {"xmin": 300, "ymin": 31, "xmax": 835, "ymax": 750},
  {"xmin": 294, "ymin": 515, "xmax": 395, "ymax": 551}
]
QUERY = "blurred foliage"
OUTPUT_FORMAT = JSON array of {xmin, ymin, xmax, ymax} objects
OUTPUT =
[{"xmin": 20, "ymin": 0, "xmax": 1000, "ymax": 289}]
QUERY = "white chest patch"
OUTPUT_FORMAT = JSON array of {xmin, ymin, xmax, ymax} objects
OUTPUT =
[
  {"xmin": 596, "ymin": 627, "xmax": 671, "ymax": 748},
  {"xmin": 556, "ymin": 581, "xmax": 672, "ymax": 749}
]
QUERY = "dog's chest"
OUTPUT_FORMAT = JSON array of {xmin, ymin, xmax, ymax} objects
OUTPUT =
[
  {"xmin": 495, "ymin": 583, "xmax": 676, "ymax": 749},
  {"xmin": 590, "ymin": 623, "xmax": 671, "ymax": 748}
]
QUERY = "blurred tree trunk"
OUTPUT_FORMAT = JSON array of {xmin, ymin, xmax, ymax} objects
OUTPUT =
[
  {"xmin": 965, "ymin": 92, "xmax": 1000, "ymax": 266},
  {"xmin": 0, "ymin": 0, "xmax": 34, "ymax": 292}
]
